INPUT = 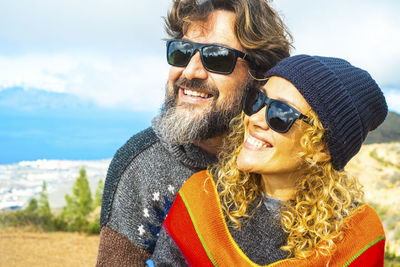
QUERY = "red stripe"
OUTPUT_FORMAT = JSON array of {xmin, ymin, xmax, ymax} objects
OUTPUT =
[
  {"xmin": 163, "ymin": 193, "xmax": 214, "ymax": 267},
  {"xmin": 348, "ymin": 239, "xmax": 385, "ymax": 267}
]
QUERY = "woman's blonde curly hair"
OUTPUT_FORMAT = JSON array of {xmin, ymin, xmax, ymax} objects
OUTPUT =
[{"xmin": 210, "ymin": 110, "xmax": 364, "ymax": 259}]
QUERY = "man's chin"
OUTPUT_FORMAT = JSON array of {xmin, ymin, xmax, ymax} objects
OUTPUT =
[
  {"xmin": 176, "ymin": 94, "xmax": 214, "ymax": 106},
  {"xmin": 175, "ymin": 102, "xmax": 212, "ymax": 116}
]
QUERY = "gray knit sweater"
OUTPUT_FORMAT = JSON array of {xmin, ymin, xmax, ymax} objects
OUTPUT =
[{"xmin": 97, "ymin": 115, "xmax": 217, "ymax": 265}]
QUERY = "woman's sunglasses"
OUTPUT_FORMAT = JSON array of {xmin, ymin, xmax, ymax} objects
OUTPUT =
[
  {"xmin": 166, "ymin": 39, "xmax": 250, "ymax": 74},
  {"xmin": 243, "ymin": 88, "xmax": 311, "ymax": 133}
]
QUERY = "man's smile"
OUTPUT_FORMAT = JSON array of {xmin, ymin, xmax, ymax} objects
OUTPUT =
[
  {"xmin": 178, "ymin": 87, "xmax": 214, "ymax": 104},
  {"xmin": 182, "ymin": 88, "xmax": 212, "ymax": 99}
]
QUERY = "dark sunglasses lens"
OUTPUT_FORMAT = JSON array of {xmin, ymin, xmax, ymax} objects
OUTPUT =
[
  {"xmin": 268, "ymin": 101, "xmax": 297, "ymax": 132},
  {"xmin": 244, "ymin": 89, "xmax": 264, "ymax": 116},
  {"xmin": 168, "ymin": 41, "xmax": 193, "ymax": 66},
  {"xmin": 202, "ymin": 46, "xmax": 236, "ymax": 73}
]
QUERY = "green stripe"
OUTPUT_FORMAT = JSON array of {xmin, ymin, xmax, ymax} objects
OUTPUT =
[
  {"xmin": 179, "ymin": 191, "xmax": 218, "ymax": 267},
  {"xmin": 343, "ymin": 235, "xmax": 385, "ymax": 267}
]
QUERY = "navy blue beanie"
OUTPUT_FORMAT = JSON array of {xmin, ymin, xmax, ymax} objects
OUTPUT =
[{"xmin": 265, "ymin": 54, "xmax": 388, "ymax": 171}]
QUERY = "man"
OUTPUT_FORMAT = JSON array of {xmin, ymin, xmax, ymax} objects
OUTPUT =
[{"xmin": 96, "ymin": 0, "xmax": 291, "ymax": 265}]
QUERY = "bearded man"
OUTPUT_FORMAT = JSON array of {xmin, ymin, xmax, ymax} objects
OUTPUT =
[{"xmin": 96, "ymin": 0, "xmax": 291, "ymax": 265}]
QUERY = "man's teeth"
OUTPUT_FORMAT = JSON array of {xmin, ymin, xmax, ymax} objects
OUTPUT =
[
  {"xmin": 183, "ymin": 89, "xmax": 210, "ymax": 98},
  {"xmin": 247, "ymin": 136, "xmax": 271, "ymax": 148}
]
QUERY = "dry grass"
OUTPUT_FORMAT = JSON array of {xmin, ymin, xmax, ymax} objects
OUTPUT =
[
  {"xmin": 0, "ymin": 227, "xmax": 99, "ymax": 267},
  {"xmin": 347, "ymin": 142, "xmax": 400, "ymax": 255}
]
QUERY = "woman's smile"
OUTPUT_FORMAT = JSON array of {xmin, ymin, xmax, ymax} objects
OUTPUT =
[{"xmin": 243, "ymin": 132, "xmax": 273, "ymax": 150}]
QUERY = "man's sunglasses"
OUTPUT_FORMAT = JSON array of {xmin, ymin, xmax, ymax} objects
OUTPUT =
[
  {"xmin": 166, "ymin": 39, "xmax": 250, "ymax": 74},
  {"xmin": 243, "ymin": 88, "xmax": 311, "ymax": 133}
]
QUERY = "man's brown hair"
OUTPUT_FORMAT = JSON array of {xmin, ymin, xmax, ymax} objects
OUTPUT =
[{"xmin": 165, "ymin": 0, "xmax": 292, "ymax": 78}]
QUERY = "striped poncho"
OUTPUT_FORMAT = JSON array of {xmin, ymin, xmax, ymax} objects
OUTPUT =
[{"xmin": 161, "ymin": 170, "xmax": 385, "ymax": 266}]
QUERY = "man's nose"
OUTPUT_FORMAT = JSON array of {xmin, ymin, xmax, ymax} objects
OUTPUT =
[{"xmin": 181, "ymin": 51, "xmax": 208, "ymax": 80}]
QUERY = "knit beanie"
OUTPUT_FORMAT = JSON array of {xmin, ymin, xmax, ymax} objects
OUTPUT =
[{"xmin": 264, "ymin": 54, "xmax": 388, "ymax": 171}]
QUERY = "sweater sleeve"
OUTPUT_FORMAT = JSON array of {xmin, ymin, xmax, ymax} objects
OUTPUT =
[
  {"xmin": 97, "ymin": 128, "xmax": 159, "ymax": 266},
  {"xmin": 96, "ymin": 225, "xmax": 151, "ymax": 266},
  {"xmin": 96, "ymin": 126, "xmax": 200, "ymax": 265},
  {"xmin": 100, "ymin": 127, "xmax": 158, "ymax": 228}
]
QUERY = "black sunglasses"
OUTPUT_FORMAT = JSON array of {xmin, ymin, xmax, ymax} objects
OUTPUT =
[
  {"xmin": 243, "ymin": 88, "xmax": 310, "ymax": 133},
  {"xmin": 166, "ymin": 39, "xmax": 250, "ymax": 74}
]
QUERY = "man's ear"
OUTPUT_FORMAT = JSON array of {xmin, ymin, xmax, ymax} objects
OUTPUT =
[{"xmin": 312, "ymin": 148, "xmax": 331, "ymax": 163}]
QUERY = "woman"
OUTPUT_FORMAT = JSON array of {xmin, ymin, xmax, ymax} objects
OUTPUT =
[{"xmin": 149, "ymin": 55, "xmax": 388, "ymax": 266}]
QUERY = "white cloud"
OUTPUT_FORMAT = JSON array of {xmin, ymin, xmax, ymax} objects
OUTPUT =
[
  {"xmin": 0, "ymin": 0, "xmax": 172, "ymax": 111},
  {"xmin": 66, "ymin": 56, "xmax": 169, "ymax": 110},
  {"xmin": 382, "ymin": 88, "xmax": 400, "ymax": 114},
  {"xmin": 0, "ymin": 0, "xmax": 170, "ymax": 55},
  {"xmin": 0, "ymin": 55, "xmax": 77, "ymax": 93},
  {"xmin": 0, "ymin": 54, "xmax": 169, "ymax": 111},
  {"xmin": 1, "ymin": 0, "xmax": 399, "ymax": 113},
  {"xmin": 273, "ymin": 0, "xmax": 400, "ymax": 86}
]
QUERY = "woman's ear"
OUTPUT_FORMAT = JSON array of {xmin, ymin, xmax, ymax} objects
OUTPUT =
[{"xmin": 313, "ymin": 149, "xmax": 331, "ymax": 163}]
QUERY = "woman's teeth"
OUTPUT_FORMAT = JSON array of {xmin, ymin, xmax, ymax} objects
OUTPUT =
[
  {"xmin": 183, "ymin": 89, "xmax": 211, "ymax": 98},
  {"xmin": 247, "ymin": 136, "xmax": 272, "ymax": 148}
]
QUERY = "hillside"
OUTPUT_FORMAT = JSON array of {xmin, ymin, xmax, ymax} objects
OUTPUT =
[
  {"xmin": 347, "ymin": 142, "xmax": 400, "ymax": 255},
  {"xmin": 365, "ymin": 111, "xmax": 400, "ymax": 144},
  {"xmin": 0, "ymin": 143, "xmax": 399, "ymax": 265}
]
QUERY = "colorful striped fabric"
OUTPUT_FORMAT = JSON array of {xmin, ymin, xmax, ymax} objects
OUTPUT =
[{"xmin": 163, "ymin": 170, "xmax": 385, "ymax": 266}]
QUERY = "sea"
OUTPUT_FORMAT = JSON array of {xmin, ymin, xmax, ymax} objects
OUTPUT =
[{"xmin": 0, "ymin": 159, "xmax": 110, "ymax": 210}]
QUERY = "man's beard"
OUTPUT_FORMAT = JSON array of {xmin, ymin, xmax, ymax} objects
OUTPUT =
[{"xmin": 157, "ymin": 77, "xmax": 249, "ymax": 145}]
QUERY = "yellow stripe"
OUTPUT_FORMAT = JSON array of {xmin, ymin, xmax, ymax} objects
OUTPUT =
[
  {"xmin": 342, "ymin": 235, "xmax": 385, "ymax": 267},
  {"xmin": 179, "ymin": 191, "xmax": 218, "ymax": 266}
]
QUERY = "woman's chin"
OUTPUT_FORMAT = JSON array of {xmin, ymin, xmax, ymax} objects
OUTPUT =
[{"xmin": 236, "ymin": 155, "xmax": 255, "ymax": 173}]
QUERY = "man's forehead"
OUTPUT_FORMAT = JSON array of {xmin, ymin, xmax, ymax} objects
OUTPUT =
[{"xmin": 183, "ymin": 10, "xmax": 242, "ymax": 49}]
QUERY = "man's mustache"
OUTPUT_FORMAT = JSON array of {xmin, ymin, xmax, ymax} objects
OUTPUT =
[{"xmin": 174, "ymin": 78, "xmax": 219, "ymax": 97}]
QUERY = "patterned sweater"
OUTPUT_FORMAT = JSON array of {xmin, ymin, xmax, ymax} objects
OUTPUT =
[
  {"xmin": 96, "ymin": 116, "xmax": 217, "ymax": 266},
  {"xmin": 150, "ymin": 171, "xmax": 386, "ymax": 266}
]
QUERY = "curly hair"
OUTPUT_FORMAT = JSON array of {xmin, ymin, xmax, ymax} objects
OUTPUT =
[
  {"xmin": 164, "ymin": 0, "xmax": 292, "ymax": 78},
  {"xmin": 210, "ymin": 110, "xmax": 365, "ymax": 259}
]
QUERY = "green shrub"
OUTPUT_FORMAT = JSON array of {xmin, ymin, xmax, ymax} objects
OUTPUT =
[
  {"xmin": 385, "ymin": 243, "xmax": 400, "ymax": 266},
  {"xmin": 1, "ymin": 167, "xmax": 102, "ymax": 234},
  {"xmin": 87, "ymin": 220, "xmax": 100, "ymax": 234}
]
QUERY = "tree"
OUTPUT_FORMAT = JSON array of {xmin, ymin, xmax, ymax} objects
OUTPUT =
[
  {"xmin": 94, "ymin": 178, "xmax": 104, "ymax": 207},
  {"xmin": 38, "ymin": 181, "xmax": 51, "ymax": 216},
  {"xmin": 25, "ymin": 198, "xmax": 38, "ymax": 213},
  {"xmin": 61, "ymin": 167, "xmax": 94, "ymax": 231},
  {"xmin": 64, "ymin": 167, "xmax": 93, "ymax": 217}
]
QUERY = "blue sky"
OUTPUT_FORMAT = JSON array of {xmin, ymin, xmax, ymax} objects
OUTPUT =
[
  {"xmin": 0, "ymin": 0, "xmax": 399, "ymax": 112},
  {"xmin": 0, "ymin": 0, "xmax": 399, "ymax": 163}
]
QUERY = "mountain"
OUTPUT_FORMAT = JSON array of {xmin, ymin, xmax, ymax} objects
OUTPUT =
[
  {"xmin": 0, "ymin": 87, "xmax": 157, "ymax": 164},
  {"xmin": 365, "ymin": 111, "xmax": 400, "ymax": 144},
  {"xmin": 0, "ymin": 87, "xmax": 398, "ymax": 163}
]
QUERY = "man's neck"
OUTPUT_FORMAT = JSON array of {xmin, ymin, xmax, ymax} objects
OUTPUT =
[{"xmin": 192, "ymin": 136, "xmax": 225, "ymax": 156}]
